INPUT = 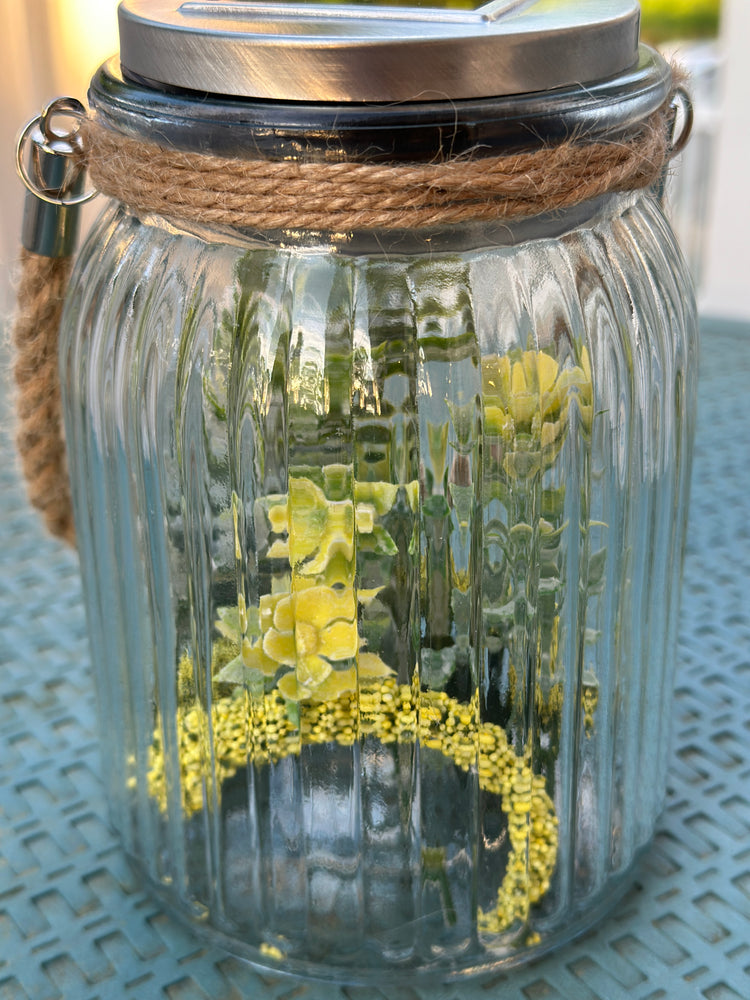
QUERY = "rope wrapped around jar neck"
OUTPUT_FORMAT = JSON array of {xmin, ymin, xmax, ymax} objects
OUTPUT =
[
  {"xmin": 13, "ymin": 72, "xmax": 691, "ymax": 544},
  {"xmin": 81, "ymin": 81, "xmax": 689, "ymax": 232}
]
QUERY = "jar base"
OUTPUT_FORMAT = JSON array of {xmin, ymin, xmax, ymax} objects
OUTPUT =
[{"xmin": 125, "ymin": 842, "xmax": 653, "ymax": 987}]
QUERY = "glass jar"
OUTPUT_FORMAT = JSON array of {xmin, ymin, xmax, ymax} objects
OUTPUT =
[{"xmin": 58, "ymin": 0, "xmax": 697, "ymax": 984}]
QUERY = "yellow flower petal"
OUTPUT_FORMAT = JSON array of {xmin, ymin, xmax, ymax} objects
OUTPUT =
[
  {"xmin": 355, "ymin": 503, "xmax": 376, "ymax": 534},
  {"xmin": 288, "ymin": 477, "xmax": 328, "ymax": 562},
  {"xmin": 555, "ymin": 365, "xmax": 589, "ymax": 397},
  {"xmin": 357, "ymin": 587, "xmax": 384, "ymax": 607},
  {"xmin": 482, "ymin": 354, "xmax": 512, "ymax": 399},
  {"xmin": 311, "ymin": 666, "xmax": 357, "ymax": 701},
  {"xmin": 580, "ymin": 345, "xmax": 592, "ymax": 383},
  {"xmin": 277, "ymin": 670, "xmax": 310, "ymax": 701},
  {"xmin": 260, "ymin": 593, "xmax": 284, "ymax": 632},
  {"xmin": 328, "ymin": 500, "xmax": 354, "ymax": 530},
  {"xmin": 535, "ymin": 352, "xmax": 560, "ymax": 397},
  {"xmin": 521, "ymin": 351, "xmax": 538, "ymax": 387},
  {"xmin": 242, "ymin": 637, "xmax": 279, "ymax": 677},
  {"xmin": 484, "ymin": 405, "xmax": 512, "ymax": 437},
  {"xmin": 266, "ymin": 540, "xmax": 290, "ymax": 559},
  {"xmin": 263, "ymin": 628, "xmax": 296, "ymax": 667},
  {"xmin": 268, "ymin": 502, "xmax": 289, "ymax": 534},
  {"xmin": 295, "ymin": 586, "xmax": 355, "ymax": 630},
  {"xmin": 406, "ymin": 480, "xmax": 420, "ymax": 512},
  {"xmin": 354, "ymin": 481, "xmax": 398, "ymax": 516},
  {"xmin": 294, "ymin": 620, "xmax": 320, "ymax": 659},
  {"xmin": 509, "ymin": 392, "xmax": 537, "ymax": 427},
  {"xmin": 358, "ymin": 651, "xmax": 394, "ymax": 678},
  {"xmin": 303, "ymin": 537, "xmax": 354, "ymax": 576},
  {"xmin": 318, "ymin": 550, "xmax": 354, "ymax": 588},
  {"xmin": 297, "ymin": 654, "xmax": 332, "ymax": 687},
  {"xmin": 273, "ymin": 595, "xmax": 294, "ymax": 632},
  {"xmin": 289, "ymin": 476, "xmax": 327, "ymax": 510},
  {"xmin": 541, "ymin": 420, "xmax": 561, "ymax": 450},
  {"xmin": 320, "ymin": 620, "xmax": 358, "ymax": 662},
  {"xmin": 511, "ymin": 360, "xmax": 527, "ymax": 396},
  {"xmin": 233, "ymin": 500, "xmax": 242, "ymax": 561}
]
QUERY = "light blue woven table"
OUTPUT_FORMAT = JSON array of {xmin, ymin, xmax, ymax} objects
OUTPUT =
[{"xmin": 2, "ymin": 319, "xmax": 749, "ymax": 1000}]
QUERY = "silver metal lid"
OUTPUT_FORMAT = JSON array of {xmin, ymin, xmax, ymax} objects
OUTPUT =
[{"xmin": 117, "ymin": 0, "xmax": 641, "ymax": 103}]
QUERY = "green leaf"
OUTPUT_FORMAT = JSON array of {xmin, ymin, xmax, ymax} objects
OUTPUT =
[
  {"xmin": 450, "ymin": 484, "xmax": 474, "ymax": 526},
  {"xmin": 484, "ymin": 599, "xmax": 517, "ymax": 626},
  {"xmin": 373, "ymin": 525, "xmax": 398, "ymax": 557},
  {"xmin": 215, "ymin": 653, "xmax": 266, "ymax": 688},
  {"xmin": 285, "ymin": 699, "xmax": 300, "ymax": 727},
  {"xmin": 202, "ymin": 375, "xmax": 227, "ymax": 422},
  {"xmin": 541, "ymin": 487, "xmax": 566, "ymax": 519},
  {"xmin": 587, "ymin": 548, "xmax": 607, "ymax": 590},
  {"xmin": 211, "ymin": 637, "xmax": 241, "ymax": 675},
  {"xmin": 215, "ymin": 605, "xmax": 241, "ymax": 641},
  {"xmin": 422, "ymin": 494, "xmax": 451, "ymax": 519},
  {"xmin": 244, "ymin": 605, "xmax": 261, "ymax": 638}
]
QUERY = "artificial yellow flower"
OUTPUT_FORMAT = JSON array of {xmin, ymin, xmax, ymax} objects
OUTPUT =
[
  {"xmin": 276, "ymin": 650, "xmax": 393, "ymax": 702},
  {"xmin": 483, "ymin": 347, "xmax": 593, "ymax": 476},
  {"xmin": 266, "ymin": 477, "xmax": 389, "ymax": 573},
  {"xmin": 262, "ymin": 584, "xmax": 357, "ymax": 688}
]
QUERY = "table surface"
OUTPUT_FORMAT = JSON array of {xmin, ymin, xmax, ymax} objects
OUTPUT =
[{"xmin": 1, "ymin": 319, "xmax": 749, "ymax": 1000}]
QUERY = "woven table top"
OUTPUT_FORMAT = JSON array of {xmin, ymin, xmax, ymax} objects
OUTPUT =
[{"xmin": 1, "ymin": 318, "xmax": 749, "ymax": 1000}]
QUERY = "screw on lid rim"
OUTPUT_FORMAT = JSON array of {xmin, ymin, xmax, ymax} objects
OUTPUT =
[{"xmin": 117, "ymin": 0, "xmax": 641, "ymax": 103}]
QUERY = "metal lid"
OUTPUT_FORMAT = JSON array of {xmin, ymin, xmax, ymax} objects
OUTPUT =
[{"xmin": 117, "ymin": 0, "xmax": 642, "ymax": 103}]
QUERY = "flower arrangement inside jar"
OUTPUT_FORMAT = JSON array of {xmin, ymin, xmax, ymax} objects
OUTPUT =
[{"xmin": 144, "ymin": 251, "xmax": 601, "ymax": 959}]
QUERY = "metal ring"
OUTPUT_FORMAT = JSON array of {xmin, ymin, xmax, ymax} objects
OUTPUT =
[
  {"xmin": 40, "ymin": 96, "xmax": 87, "ymax": 143},
  {"xmin": 668, "ymin": 86, "xmax": 694, "ymax": 160},
  {"xmin": 15, "ymin": 98, "xmax": 97, "ymax": 208}
]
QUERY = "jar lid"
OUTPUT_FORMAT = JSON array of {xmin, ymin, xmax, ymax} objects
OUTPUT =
[{"xmin": 118, "ymin": 0, "xmax": 641, "ymax": 103}]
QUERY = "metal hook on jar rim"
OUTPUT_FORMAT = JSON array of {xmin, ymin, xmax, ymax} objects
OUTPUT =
[
  {"xmin": 668, "ymin": 86, "xmax": 694, "ymax": 160},
  {"xmin": 16, "ymin": 97, "xmax": 96, "ymax": 208}
]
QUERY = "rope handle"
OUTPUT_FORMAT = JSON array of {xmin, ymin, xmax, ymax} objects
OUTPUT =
[
  {"xmin": 12, "ymin": 98, "xmax": 95, "ymax": 546},
  {"xmin": 12, "ymin": 251, "xmax": 76, "ymax": 544}
]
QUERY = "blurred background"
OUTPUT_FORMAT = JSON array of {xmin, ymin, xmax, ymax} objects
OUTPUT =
[{"xmin": 0, "ymin": 0, "xmax": 747, "ymax": 321}]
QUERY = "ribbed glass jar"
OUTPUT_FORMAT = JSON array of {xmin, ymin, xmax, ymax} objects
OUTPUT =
[{"xmin": 59, "ymin": 176, "xmax": 697, "ymax": 979}]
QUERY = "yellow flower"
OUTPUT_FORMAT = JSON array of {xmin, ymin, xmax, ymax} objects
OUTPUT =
[
  {"xmin": 266, "ymin": 477, "xmax": 386, "ymax": 574},
  {"xmin": 288, "ymin": 478, "xmax": 341, "ymax": 563},
  {"xmin": 482, "ymin": 347, "xmax": 593, "ymax": 476},
  {"xmin": 254, "ymin": 584, "xmax": 394, "ymax": 702},
  {"xmin": 268, "ymin": 477, "xmax": 354, "ymax": 574},
  {"xmin": 276, "ymin": 647, "xmax": 395, "ymax": 702},
  {"xmin": 263, "ymin": 585, "xmax": 358, "ymax": 694}
]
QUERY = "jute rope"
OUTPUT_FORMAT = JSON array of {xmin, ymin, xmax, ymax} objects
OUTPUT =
[
  {"xmin": 13, "ymin": 82, "xmax": 685, "ymax": 544},
  {"xmin": 82, "ymin": 104, "xmax": 674, "ymax": 232},
  {"xmin": 12, "ymin": 250, "xmax": 76, "ymax": 544}
]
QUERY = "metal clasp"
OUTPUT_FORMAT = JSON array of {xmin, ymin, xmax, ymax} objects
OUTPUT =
[
  {"xmin": 16, "ymin": 97, "xmax": 97, "ymax": 258},
  {"xmin": 668, "ymin": 85, "xmax": 694, "ymax": 160}
]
